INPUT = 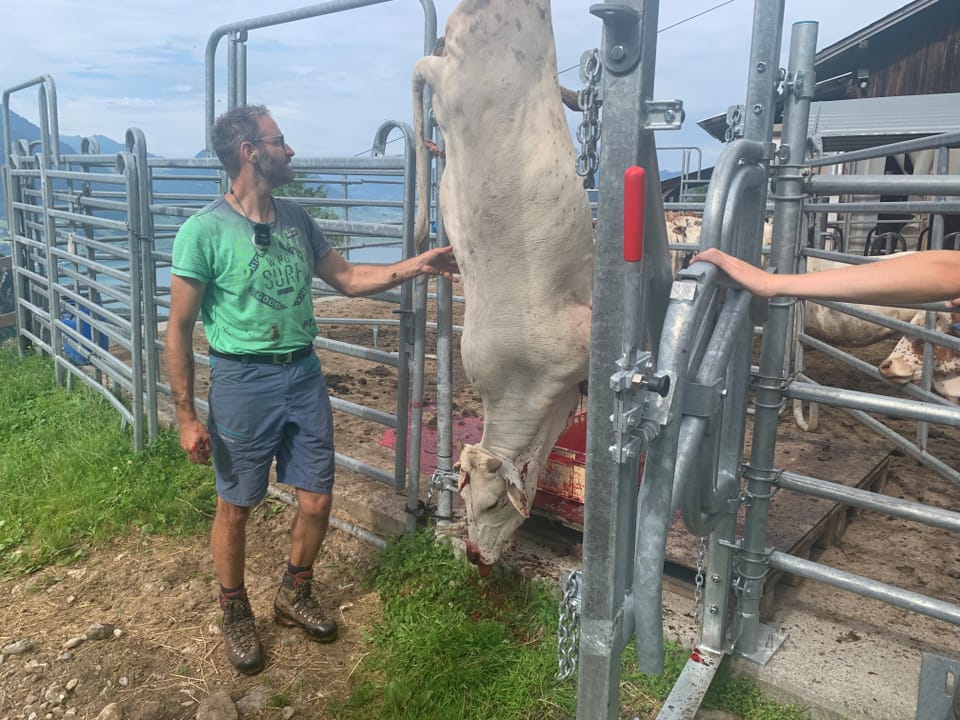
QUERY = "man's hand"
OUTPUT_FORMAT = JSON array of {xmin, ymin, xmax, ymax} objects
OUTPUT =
[
  {"xmin": 418, "ymin": 245, "xmax": 460, "ymax": 282},
  {"xmin": 179, "ymin": 418, "xmax": 212, "ymax": 465}
]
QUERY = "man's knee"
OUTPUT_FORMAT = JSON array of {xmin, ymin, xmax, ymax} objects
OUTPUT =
[
  {"xmin": 216, "ymin": 497, "xmax": 253, "ymax": 524},
  {"xmin": 296, "ymin": 490, "xmax": 332, "ymax": 520}
]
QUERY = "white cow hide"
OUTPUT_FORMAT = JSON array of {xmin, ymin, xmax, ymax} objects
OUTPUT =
[{"xmin": 413, "ymin": 0, "xmax": 594, "ymax": 570}]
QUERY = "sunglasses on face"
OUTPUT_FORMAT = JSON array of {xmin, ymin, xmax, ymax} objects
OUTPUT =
[{"xmin": 253, "ymin": 134, "xmax": 286, "ymax": 147}]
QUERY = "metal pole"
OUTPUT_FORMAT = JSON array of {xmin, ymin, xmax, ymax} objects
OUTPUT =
[
  {"xmin": 736, "ymin": 16, "xmax": 814, "ymax": 658},
  {"xmin": 203, "ymin": 0, "xmax": 392, "ymax": 153},
  {"xmin": 579, "ymin": 0, "xmax": 674, "ymax": 716},
  {"xmin": 768, "ymin": 551, "xmax": 960, "ymax": 626}
]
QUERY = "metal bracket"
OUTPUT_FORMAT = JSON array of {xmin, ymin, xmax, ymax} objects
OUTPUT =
[
  {"xmin": 682, "ymin": 377, "xmax": 724, "ymax": 419},
  {"xmin": 737, "ymin": 623, "xmax": 788, "ymax": 665},
  {"xmin": 916, "ymin": 652, "xmax": 960, "ymax": 720},
  {"xmin": 724, "ymin": 104, "xmax": 745, "ymax": 143},
  {"xmin": 589, "ymin": 4, "xmax": 642, "ymax": 75},
  {"xmin": 785, "ymin": 68, "xmax": 816, "ymax": 100},
  {"xmin": 609, "ymin": 350, "xmax": 672, "ymax": 464},
  {"xmin": 429, "ymin": 468, "xmax": 459, "ymax": 495},
  {"xmin": 643, "ymin": 99, "xmax": 684, "ymax": 131}
]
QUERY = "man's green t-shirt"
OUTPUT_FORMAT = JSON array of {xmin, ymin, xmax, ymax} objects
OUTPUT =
[{"xmin": 171, "ymin": 196, "xmax": 332, "ymax": 354}]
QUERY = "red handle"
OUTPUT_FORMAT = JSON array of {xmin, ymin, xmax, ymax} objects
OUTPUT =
[{"xmin": 623, "ymin": 166, "xmax": 645, "ymax": 262}]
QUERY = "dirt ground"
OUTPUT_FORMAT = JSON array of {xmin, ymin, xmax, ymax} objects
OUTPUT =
[{"xmin": 0, "ymin": 296, "xmax": 958, "ymax": 719}]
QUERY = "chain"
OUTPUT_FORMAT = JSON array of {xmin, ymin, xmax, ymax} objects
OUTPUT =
[
  {"xmin": 556, "ymin": 569, "xmax": 581, "ymax": 681},
  {"xmin": 692, "ymin": 536, "xmax": 707, "ymax": 623},
  {"xmin": 575, "ymin": 49, "xmax": 602, "ymax": 189}
]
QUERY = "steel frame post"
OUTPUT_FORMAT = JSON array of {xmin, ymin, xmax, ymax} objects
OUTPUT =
[
  {"xmin": 736, "ymin": 16, "xmax": 817, "ymax": 659},
  {"xmin": 577, "ymin": 0, "xmax": 675, "ymax": 717}
]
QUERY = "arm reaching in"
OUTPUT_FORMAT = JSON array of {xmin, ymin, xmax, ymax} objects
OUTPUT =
[{"xmin": 693, "ymin": 247, "xmax": 960, "ymax": 307}]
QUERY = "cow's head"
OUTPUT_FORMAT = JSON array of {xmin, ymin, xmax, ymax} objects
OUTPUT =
[
  {"xmin": 456, "ymin": 443, "xmax": 531, "ymax": 575},
  {"xmin": 878, "ymin": 312, "xmax": 960, "ymax": 403}
]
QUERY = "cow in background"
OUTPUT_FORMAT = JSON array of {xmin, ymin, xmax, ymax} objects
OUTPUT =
[
  {"xmin": 794, "ymin": 254, "xmax": 925, "ymax": 431},
  {"xmin": 878, "ymin": 310, "xmax": 960, "ymax": 404},
  {"xmin": 666, "ymin": 212, "xmax": 773, "ymax": 277},
  {"xmin": 412, "ymin": 0, "xmax": 594, "ymax": 572},
  {"xmin": 801, "ymin": 256, "xmax": 920, "ymax": 347}
]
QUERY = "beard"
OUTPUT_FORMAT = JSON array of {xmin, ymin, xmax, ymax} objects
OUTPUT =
[{"xmin": 257, "ymin": 156, "xmax": 294, "ymax": 188}]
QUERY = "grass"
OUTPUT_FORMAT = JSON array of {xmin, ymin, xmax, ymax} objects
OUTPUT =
[
  {"xmin": 0, "ymin": 343, "xmax": 216, "ymax": 579},
  {"xmin": 330, "ymin": 530, "xmax": 811, "ymax": 720},
  {"xmin": 0, "ymin": 343, "xmax": 808, "ymax": 718}
]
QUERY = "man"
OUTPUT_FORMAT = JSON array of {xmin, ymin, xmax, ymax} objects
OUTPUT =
[
  {"xmin": 166, "ymin": 104, "xmax": 458, "ymax": 675},
  {"xmin": 693, "ymin": 246, "xmax": 960, "ymax": 307}
]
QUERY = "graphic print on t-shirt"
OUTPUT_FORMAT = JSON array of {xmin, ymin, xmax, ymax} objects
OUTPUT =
[{"xmin": 248, "ymin": 228, "xmax": 311, "ymax": 311}]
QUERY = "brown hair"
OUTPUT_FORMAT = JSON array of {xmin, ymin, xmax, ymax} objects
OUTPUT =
[{"xmin": 210, "ymin": 104, "xmax": 270, "ymax": 177}]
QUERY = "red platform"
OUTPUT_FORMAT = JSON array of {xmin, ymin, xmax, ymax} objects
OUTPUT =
[{"xmin": 381, "ymin": 409, "xmax": 643, "ymax": 529}]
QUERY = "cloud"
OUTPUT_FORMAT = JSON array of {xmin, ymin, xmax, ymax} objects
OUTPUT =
[{"xmin": 1, "ymin": 0, "xmax": 911, "ymax": 163}]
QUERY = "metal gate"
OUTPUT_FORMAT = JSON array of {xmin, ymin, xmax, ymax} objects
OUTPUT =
[{"xmin": 571, "ymin": 2, "xmax": 960, "ymax": 718}]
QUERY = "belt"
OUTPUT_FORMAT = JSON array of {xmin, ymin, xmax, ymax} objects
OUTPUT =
[{"xmin": 208, "ymin": 344, "xmax": 314, "ymax": 365}]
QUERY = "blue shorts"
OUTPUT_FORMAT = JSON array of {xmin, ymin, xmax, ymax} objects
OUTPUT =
[{"xmin": 207, "ymin": 352, "xmax": 335, "ymax": 507}]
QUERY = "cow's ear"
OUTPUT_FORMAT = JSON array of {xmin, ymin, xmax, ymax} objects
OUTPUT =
[{"xmin": 506, "ymin": 484, "xmax": 530, "ymax": 518}]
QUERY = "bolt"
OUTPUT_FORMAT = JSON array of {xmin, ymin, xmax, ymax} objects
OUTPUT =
[
  {"xmin": 753, "ymin": 104, "xmax": 763, "ymax": 115},
  {"xmin": 756, "ymin": 61, "xmax": 767, "ymax": 73},
  {"xmin": 709, "ymin": 605, "xmax": 719, "ymax": 615},
  {"xmin": 664, "ymin": 109, "xmax": 676, "ymax": 123},
  {"xmin": 610, "ymin": 45, "xmax": 626, "ymax": 61},
  {"xmin": 711, "ymin": 574, "xmax": 721, "ymax": 584}
]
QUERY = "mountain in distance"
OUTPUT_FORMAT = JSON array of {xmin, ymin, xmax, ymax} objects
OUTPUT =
[
  {"xmin": 0, "ymin": 108, "xmax": 685, "ymax": 232},
  {"xmin": 59, "ymin": 133, "xmax": 126, "ymax": 155}
]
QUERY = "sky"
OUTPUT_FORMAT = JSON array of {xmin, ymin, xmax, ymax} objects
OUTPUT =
[{"xmin": 1, "ymin": 0, "xmax": 911, "ymax": 170}]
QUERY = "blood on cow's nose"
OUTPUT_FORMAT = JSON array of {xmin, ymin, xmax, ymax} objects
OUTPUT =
[{"xmin": 465, "ymin": 542, "xmax": 493, "ymax": 577}]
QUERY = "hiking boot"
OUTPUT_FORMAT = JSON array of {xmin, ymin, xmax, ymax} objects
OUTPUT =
[
  {"xmin": 220, "ymin": 591, "xmax": 265, "ymax": 675},
  {"xmin": 274, "ymin": 571, "xmax": 338, "ymax": 642}
]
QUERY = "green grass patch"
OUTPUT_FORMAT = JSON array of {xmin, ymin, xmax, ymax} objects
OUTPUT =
[
  {"xmin": 0, "ymin": 344, "xmax": 216, "ymax": 579},
  {"xmin": 331, "ymin": 530, "xmax": 809, "ymax": 720},
  {"xmin": 0, "ymin": 344, "xmax": 808, "ymax": 718}
]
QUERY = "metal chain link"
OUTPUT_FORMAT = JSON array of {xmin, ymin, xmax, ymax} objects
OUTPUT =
[
  {"xmin": 575, "ymin": 49, "xmax": 602, "ymax": 189},
  {"xmin": 692, "ymin": 537, "xmax": 707, "ymax": 623},
  {"xmin": 556, "ymin": 569, "xmax": 581, "ymax": 681}
]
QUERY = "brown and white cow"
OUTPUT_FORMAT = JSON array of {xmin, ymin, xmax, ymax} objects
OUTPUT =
[
  {"xmin": 878, "ymin": 310, "xmax": 960, "ymax": 403},
  {"xmin": 664, "ymin": 212, "xmax": 774, "ymax": 277},
  {"xmin": 412, "ymin": 0, "xmax": 594, "ymax": 571}
]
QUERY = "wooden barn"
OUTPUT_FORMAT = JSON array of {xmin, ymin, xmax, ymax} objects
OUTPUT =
[
  {"xmin": 812, "ymin": 0, "xmax": 959, "ymax": 101},
  {"xmin": 695, "ymin": 0, "xmax": 960, "ymax": 253}
]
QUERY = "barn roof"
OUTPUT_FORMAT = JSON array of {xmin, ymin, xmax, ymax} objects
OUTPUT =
[
  {"xmin": 808, "ymin": 92, "xmax": 960, "ymax": 152},
  {"xmin": 696, "ymin": 0, "xmax": 948, "ymax": 143},
  {"xmin": 813, "ymin": 0, "xmax": 940, "ymax": 69}
]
